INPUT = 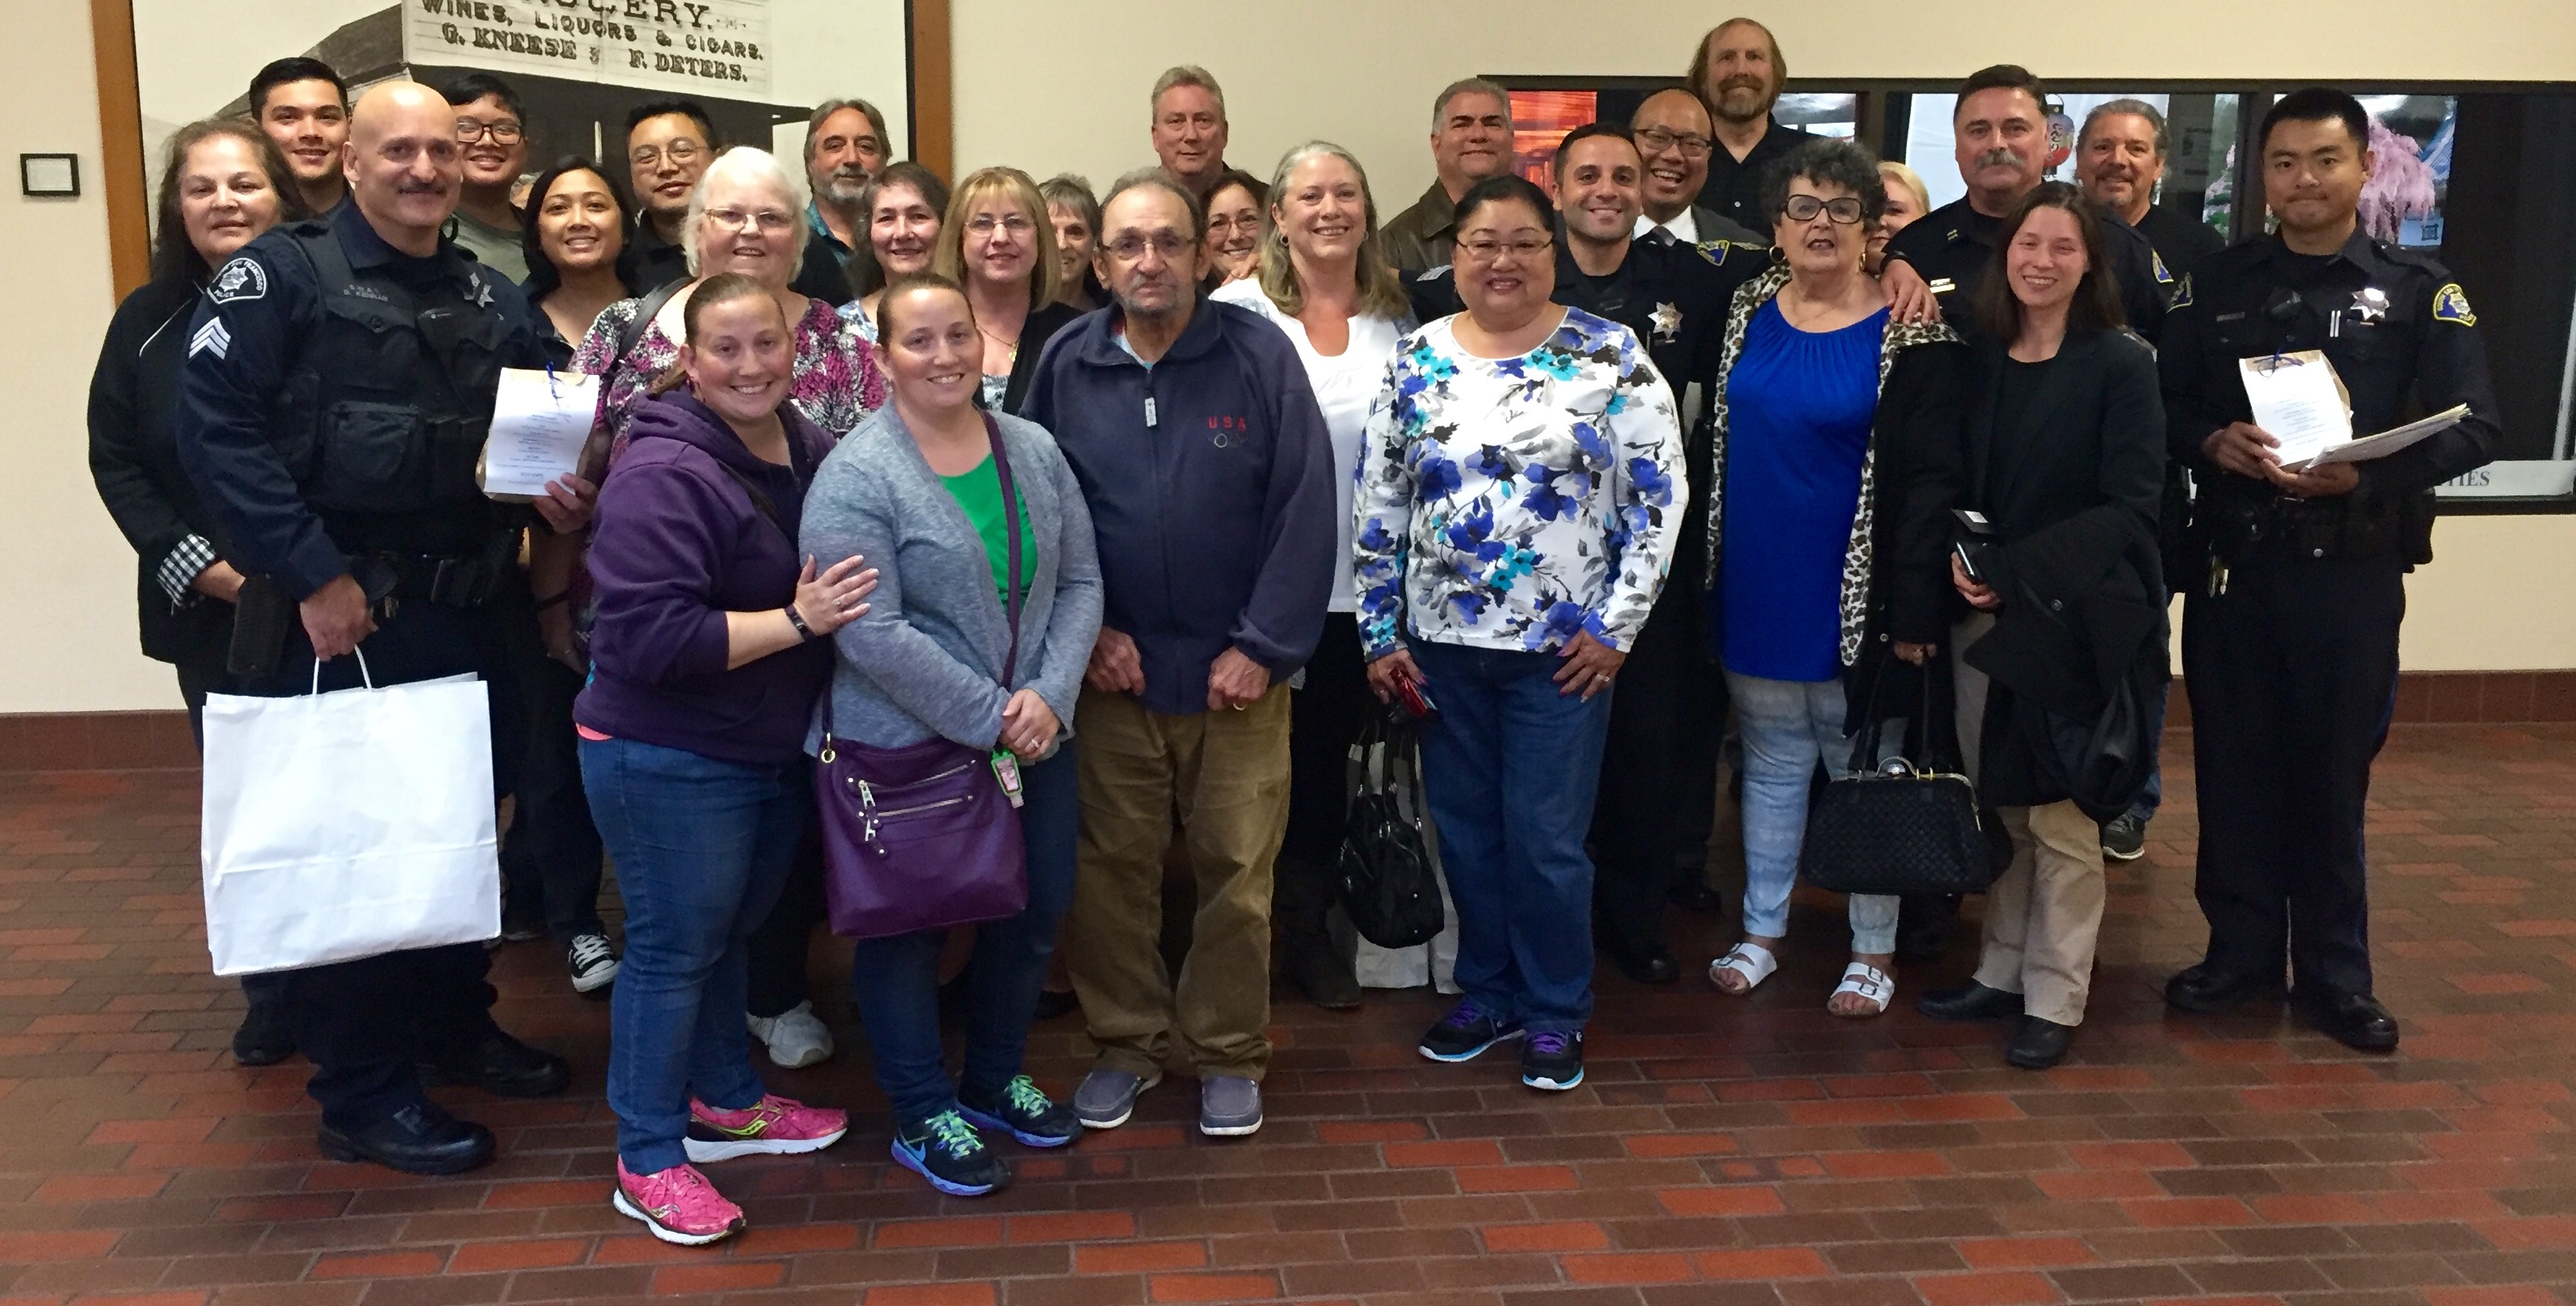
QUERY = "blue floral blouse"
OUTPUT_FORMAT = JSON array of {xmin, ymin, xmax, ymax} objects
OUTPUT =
[{"xmin": 1353, "ymin": 307, "xmax": 1686, "ymax": 659}]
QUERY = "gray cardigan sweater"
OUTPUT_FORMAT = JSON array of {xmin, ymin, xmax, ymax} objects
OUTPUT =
[{"xmin": 800, "ymin": 406, "xmax": 1104, "ymax": 752}]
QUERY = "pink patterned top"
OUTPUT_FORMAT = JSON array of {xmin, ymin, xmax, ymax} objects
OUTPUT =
[{"xmin": 573, "ymin": 293, "xmax": 887, "ymax": 471}]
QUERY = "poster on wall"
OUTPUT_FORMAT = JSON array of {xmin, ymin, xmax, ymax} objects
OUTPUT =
[{"xmin": 129, "ymin": 0, "xmax": 907, "ymax": 231}]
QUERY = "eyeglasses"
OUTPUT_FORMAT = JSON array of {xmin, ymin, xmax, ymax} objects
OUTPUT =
[
  {"xmin": 1103, "ymin": 233, "xmax": 1192, "ymax": 260},
  {"xmin": 965, "ymin": 213, "xmax": 1036, "ymax": 237},
  {"xmin": 1455, "ymin": 236, "xmax": 1553, "ymax": 263},
  {"xmin": 1782, "ymin": 195, "xmax": 1867, "ymax": 225},
  {"xmin": 629, "ymin": 141, "xmax": 705, "ymax": 169},
  {"xmin": 1634, "ymin": 126, "xmax": 1713, "ymax": 158},
  {"xmin": 705, "ymin": 208, "xmax": 794, "ymax": 234},
  {"xmin": 455, "ymin": 118, "xmax": 523, "ymax": 145}
]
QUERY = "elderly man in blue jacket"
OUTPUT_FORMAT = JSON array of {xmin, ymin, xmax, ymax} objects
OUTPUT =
[{"xmin": 1021, "ymin": 166, "xmax": 1336, "ymax": 1141}]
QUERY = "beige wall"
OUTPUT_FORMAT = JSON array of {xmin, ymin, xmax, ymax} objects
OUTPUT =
[{"xmin": 8, "ymin": 2, "xmax": 2576, "ymax": 716}]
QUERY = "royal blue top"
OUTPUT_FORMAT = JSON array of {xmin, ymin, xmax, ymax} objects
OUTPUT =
[{"xmin": 1718, "ymin": 300, "xmax": 1888, "ymax": 681}]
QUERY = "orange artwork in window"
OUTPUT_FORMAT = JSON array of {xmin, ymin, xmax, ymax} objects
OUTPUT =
[{"xmin": 1509, "ymin": 90, "xmax": 1597, "ymax": 189}]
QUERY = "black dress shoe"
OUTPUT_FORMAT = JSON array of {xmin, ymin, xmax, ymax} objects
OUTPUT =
[
  {"xmin": 1915, "ymin": 981, "xmax": 2025, "ymax": 1022},
  {"xmin": 1668, "ymin": 882, "xmax": 1727, "ymax": 913},
  {"xmin": 318, "ymin": 1102, "xmax": 495, "ymax": 1174},
  {"xmin": 1284, "ymin": 941, "xmax": 1363, "ymax": 1010},
  {"xmin": 2006, "ymin": 1016, "xmax": 2075, "ymax": 1069},
  {"xmin": 2163, "ymin": 963, "xmax": 2286, "ymax": 1014},
  {"xmin": 1892, "ymin": 895, "xmax": 1959, "ymax": 964},
  {"xmin": 231, "ymin": 1000, "xmax": 294, "ymax": 1067},
  {"xmin": 2294, "ymin": 989, "xmax": 2400, "ymax": 1051},
  {"xmin": 422, "ymin": 1030, "xmax": 570, "ymax": 1098},
  {"xmin": 1605, "ymin": 937, "xmax": 1680, "ymax": 985}
]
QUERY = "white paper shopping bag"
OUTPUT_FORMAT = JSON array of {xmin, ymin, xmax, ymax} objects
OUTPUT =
[{"xmin": 200, "ymin": 651, "xmax": 501, "ymax": 975}]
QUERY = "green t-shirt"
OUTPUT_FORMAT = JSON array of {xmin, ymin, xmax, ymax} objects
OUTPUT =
[{"xmin": 939, "ymin": 456, "xmax": 1035, "ymax": 601}]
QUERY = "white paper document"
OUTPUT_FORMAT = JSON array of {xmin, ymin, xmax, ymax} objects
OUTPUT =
[
  {"xmin": 2304, "ymin": 405, "xmax": 2469, "ymax": 468},
  {"xmin": 479, "ymin": 368, "xmax": 599, "ymax": 500},
  {"xmin": 2239, "ymin": 352, "xmax": 2469, "ymax": 470}
]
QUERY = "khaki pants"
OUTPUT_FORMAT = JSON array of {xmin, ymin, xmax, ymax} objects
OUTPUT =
[
  {"xmin": 1954, "ymin": 614, "xmax": 2109, "ymax": 1026},
  {"xmin": 1065, "ymin": 685, "xmax": 1290, "ymax": 1080}
]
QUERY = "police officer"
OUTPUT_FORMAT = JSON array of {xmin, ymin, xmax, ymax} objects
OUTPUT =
[
  {"xmin": 1882, "ymin": 65, "xmax": 2166, "ymax": 344},
  {"xmin": 1416, "ymin": 124, "xmax": 1761, "ymax": 984},
  {"xmin": 177, "ymin": 82, "xmax": 579, "ymax": 1174},
  {"xmin": 2160, "ymin": 88, "xmax": 2498, "ymax": 1051}
]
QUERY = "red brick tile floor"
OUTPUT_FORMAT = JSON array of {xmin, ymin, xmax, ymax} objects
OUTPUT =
[{"xmin": 3, "ymin": 725, "xmax": 2575, "ymax": 1306}]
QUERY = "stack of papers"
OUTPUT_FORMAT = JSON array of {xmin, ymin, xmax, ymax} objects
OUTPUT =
[{"xmin": 2238, "ymin": 351, "xmax": 2467, "ymax": 470}]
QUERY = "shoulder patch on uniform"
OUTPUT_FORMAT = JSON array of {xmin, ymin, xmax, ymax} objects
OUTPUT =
[
  {"xmin": 2432, "ymin": 282, "xmax": 2477, "ymax": 326},
  {"xmin": 187, "ymin": 318, "xmax": 231, "ymax": 360},
  {"xmin": 208, "ymin": 256, "xmax": 267, "ymax": 305},
  {"xmin": 2151, "ymin": 249, "xmax": 2173, "ymax": 284},
  {"xmin": 1692, "ymin": 239, "xmax": 1733, "ymax": 267},
  {"xmin": 2170, "ymin": 272, "xmax": 2192, "ymax": 309},
  {"xmin": 1416, "ymin": 264, "xmax": 1451, "ymax": 282}
]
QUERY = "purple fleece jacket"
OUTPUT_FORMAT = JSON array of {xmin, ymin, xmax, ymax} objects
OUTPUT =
[{"xmin": 574, "ymin": 390, "xmax": 836, "ymax": 764}]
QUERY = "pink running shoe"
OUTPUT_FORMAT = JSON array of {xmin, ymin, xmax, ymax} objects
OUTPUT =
[
  {"xmin": 685, "ymin": 1093, "xmax": 849, "ymax": 1162},
  {"xmin": 611, "ymin": 1160, "xmax": 744, "ymax": 1245}
]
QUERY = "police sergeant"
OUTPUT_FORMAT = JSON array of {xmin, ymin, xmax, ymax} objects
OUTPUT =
[
  {"xmin": 2158, "ymin": 87, "xmax": 2499, "ymax": 1051},
  {"xmin": 176, "ymin": 82, "xmax": 589, "ymax": 1174}
]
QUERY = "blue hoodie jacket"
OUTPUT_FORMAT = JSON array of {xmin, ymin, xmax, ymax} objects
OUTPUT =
[{"xmin": 1021, "ymin": 298, "xmax": 1336, "ymax": 717}]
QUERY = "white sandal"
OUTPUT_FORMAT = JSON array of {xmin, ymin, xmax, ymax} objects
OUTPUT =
[
  {"xmin": 1830, "ymin": 963, "xmax": 1895, "ymax": 1017},
  {"xmin": 1707, "ymin": 942, "xmax": 1779, "ymax": 995}
]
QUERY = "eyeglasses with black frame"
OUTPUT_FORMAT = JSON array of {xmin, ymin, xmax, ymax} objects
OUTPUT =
[{"xmin": 1781, "ymin": 194, "xmax": 1867, "ymax": 225}]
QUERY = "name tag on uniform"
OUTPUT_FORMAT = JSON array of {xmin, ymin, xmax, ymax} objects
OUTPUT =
[{"xmin": 1927, "ymin": 277, "xmax": 1956, "ymax": 296}]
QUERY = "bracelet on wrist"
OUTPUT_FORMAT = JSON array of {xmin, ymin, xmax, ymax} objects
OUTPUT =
[{"xmin": 784, "ymin": 604, "xmax": 816, "ymax": 640}]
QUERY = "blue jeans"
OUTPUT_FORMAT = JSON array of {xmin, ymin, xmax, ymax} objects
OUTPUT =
[
  {"xmin": 2128, "ymin": 674, "xmax": 2169, "ymax": 822},
  {"xmin": 580, "ymin": 736, "xmax": 809, "ymax": 1173},
  {"xmin": 848, "ymin": 745, "xmax": 1081, "ymax": 1126},
  {"xmin": 1725, "ymin": 672, "xmax": 1899, "ymax": 954},
  {"xmin": 1410, "ymin": 640, "xmax": 1614, "ymax": 1034}
]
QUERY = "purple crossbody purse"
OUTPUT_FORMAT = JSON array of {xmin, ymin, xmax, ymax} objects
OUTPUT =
[{"xmin": 815, "ymin": 415, "xmax": 1029, "ymax": 941}]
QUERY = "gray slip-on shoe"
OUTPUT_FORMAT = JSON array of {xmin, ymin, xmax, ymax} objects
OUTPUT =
[
  {"xmin": 1073, "ymin": 1067, "xmax": 1160, "ymax": 1130},
  {"xmin": 1198, "ymin": 1075, "xmax": 1262, "ymax": 1137}
]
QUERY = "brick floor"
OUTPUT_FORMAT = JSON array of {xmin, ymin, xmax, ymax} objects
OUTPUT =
[{"xmin": 2, "ymin": 726, "xmax": 2574, "ymax": 1305}]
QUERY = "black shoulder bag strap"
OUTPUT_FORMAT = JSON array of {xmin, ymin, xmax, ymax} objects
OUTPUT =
[{"xmin": 616, "ymin": 280, "xmax": 685, "ymax": 363}]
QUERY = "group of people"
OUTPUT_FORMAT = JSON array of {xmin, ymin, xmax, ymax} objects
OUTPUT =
[{"xmin": 87, "ymin": 15, "xmax": 2497, "ymax": 1253}]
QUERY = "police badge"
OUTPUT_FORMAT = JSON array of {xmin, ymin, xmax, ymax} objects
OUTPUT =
[
  {"xmin": 208, "ymin": 257, "xmax": 267, "ymax": 305},
  {"xmin": 1650, "ymin": 301, "xmax": 1682, "ymax": 343},
  {"xmin": 2349, "ymin": 286, "xmax": 2389, "ymax": 324}
]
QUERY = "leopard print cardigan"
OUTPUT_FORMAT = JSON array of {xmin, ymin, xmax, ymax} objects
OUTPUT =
[{"xmin": 1700, "ymin": 262, "xmax": 1960, "ymax": 668}]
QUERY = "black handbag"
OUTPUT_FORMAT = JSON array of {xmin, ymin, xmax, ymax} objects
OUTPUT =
[
  {"xmin": 1797, "ymin": 665, "xmax": 1996, "ymax": 897},
  {"xmin": 1335, "ymin": 708, "xmax": 1447, "ymax": 949}
]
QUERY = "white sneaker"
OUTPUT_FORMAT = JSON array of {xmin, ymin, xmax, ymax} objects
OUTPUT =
[
  {"xmin": 567, "ymin": 933, "xmax": 621, "ymax": 994},
  {"xmin": 747, "ymin": 1000, "xmax": 833, "ymax": 1068}
]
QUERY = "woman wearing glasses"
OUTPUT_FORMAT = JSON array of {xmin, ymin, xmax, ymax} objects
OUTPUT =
[
  {"xmin": 1353, "ymin": 174, "xmax": 1686, "ymax": 1095},
  {"xmin": 932, "ymin": 167, "xmax": 1080, "ymax": 415},
  {"xmin": 1700, "ymin": 138, "xmax": 1966, "ymax": 1017}
]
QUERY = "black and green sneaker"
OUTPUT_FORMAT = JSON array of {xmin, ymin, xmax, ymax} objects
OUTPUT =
[
  {"xmin": 958, "ymin": 1075, "xmax": 1079, "ymax": 1148},
  {"xmin": 890, "ymin": 1110, "xmax": 1010, "ymax": 1197}
]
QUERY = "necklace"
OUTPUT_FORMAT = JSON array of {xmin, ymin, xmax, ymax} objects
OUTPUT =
[{"xmin": 977, "ymin": 322, "xmax": 1018, "ymax": 362}]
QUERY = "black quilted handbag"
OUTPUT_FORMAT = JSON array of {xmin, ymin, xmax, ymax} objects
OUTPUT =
[
  {"xmin": 1335, "ymin": 709, "xmax": 1447, "ymax": 949},
  {"xmin": 1797, "ymin": 666, "xmax": 1996, "ymax": 897}
]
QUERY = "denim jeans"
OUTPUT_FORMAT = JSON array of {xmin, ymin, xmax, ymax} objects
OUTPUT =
[
  {"xmin": 1724, "ymin": 671, "xmax": 1899, "ymax": 954},
  {"xmin": 1409, "ymin": 639, "xmax": 1614, "ymax": 1034},
  {"xmin": 2128, "ymin": 674, "xmax": 2169, "ymax": 822},
  {"xmin": 581, "ymin": 735, "xmax": 809, "ymax": 1173},
  {"xmin": 848, "ymin": 745, "xmax": 1080, "ymax": 1126}
]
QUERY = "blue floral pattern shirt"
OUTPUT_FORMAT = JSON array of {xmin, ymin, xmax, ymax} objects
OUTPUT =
[{"xmin": 1353, "ymin": 307, "xmax": 1686, "ymax": 659}]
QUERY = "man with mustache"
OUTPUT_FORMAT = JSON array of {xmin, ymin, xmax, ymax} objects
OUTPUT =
[
  {"xmin": 1022, "ymin": 170, "xmax": 1335, "ymax": 1141},
  {"xmin": 2078, "ymin": 99, "xmax": 2224, "ymax": 302},
  {"xmin": 177, "ymin": 81, "xmax": 580, "ymax": 1175},
  {"xmin": 248, "ymin": 57, "xmax": 350, "ymax": 217},
  {"xmin": 1382, "ymin": 78, "xmax": 1516, "ymax": 276},
  {"xmin": 1631, "ymin": 86, "xmax": 1766, "ymax": 250},
  {"xmin": 795, "ymin": 97, "xmax": 890, "ymax": 303},
  {"xmin": 1881, "ymin": 65, "xmax": 2166, "ymax": 346},
  {"xmin": 1686, "ymin": 18, "xmax": 1814, "ymax": 237},
  {"xmin": 623, "ymin": 99, "xmax": 718, "ymax": 292},
  {"xmin": 440, "ymin": 74, "xmax": 530, "ymax": 284}
]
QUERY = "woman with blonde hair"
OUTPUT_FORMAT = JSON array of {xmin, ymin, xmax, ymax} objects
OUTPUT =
[
  {"xmin": 932, "ymin": 167, "xmax": 1081, "ymax": 415},
  {"xmin": 1869, "ymin": 161, "xmax": 1933, "ymax": 275}
]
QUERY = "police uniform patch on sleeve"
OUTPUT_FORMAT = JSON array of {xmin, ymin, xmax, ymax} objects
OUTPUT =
[
  {"xmin": 1693, "ymin": 239, "xmax": 1734, "ymax": 267},
  {"xmin": 1416, "ymin": 264, "xmax": 1451, "ymax": 282},
  {"xmin": 208, "ymin": 256, "xmax": 267, "ymax": 305},
  {"xmin": 2432, "ymin": 282, "xmax": 2477, "ymax": 326},
  {"xmin": 2170, "ymin": 272, "xmax": 2192, "ymax": 310},
  {"xmin": 2151, "ymin": 249, "xmax": 2172, "ymax": 284}
]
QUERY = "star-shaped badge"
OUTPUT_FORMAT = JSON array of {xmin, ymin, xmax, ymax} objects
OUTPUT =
[{"xmin": 1650, "ymin": 301, "xmax": 1682, "ymax": 343}]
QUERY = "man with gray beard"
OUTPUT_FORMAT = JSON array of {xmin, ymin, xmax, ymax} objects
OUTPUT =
[{"xmin": 793, "ymin": 97, "xmax": 890, "ymax": 303}]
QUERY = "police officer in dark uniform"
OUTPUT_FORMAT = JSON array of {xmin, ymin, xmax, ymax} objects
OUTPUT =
[
  {"xmin": 177, "ymin": 82, "xmax": 575, "ymax": 1174},
  {"xmin": 2160, "ymin": 88, "xmax": 2499, "ymax": 1051},
  {"xmin": 1416, "ymin": 124, "xmax": 1762, "ymax": 983},
  {"xmin": 1882, "ymin": 65, "xmax": 2166, "ymax": 345}
]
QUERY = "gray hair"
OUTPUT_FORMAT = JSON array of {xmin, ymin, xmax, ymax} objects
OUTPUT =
[
  {"xmin": 683, "ymin": 146, "xmax": 811, "ymax": 277},
  {"xmin": 1251, "ymin": 141, "xmax": 1411, "ymax": 320},
  {"xmin": 802, "ymin": 97, "xmax": 890, "ymax": 163},
  {"xmin": 1101, "ymin": 166, "xmax": 1206, "ymax": 242},
  {"xmin": 1038, "ymin": 173, "xmax": 1100, "ymax": 232},
  {"xmin": 2080, "ymin": 98, "xmax": 2170, "ymax": 158},
  {"xmin": 1150, "ymin": 65, "xmax": 1226, "ymax": 122},
  {"xmin": 1430, "ymin": 77, "xmax": 1510, "ymax": 129}
]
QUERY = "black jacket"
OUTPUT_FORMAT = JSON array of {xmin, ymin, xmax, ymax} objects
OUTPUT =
[
  {"xmin": 89, "ymin": 277, "xmax": 238, "ymax": 671},
  {"xmin": 1000, "ymin": 300, "xmax": 1083, "ymax": 416},
  {"xmin": 1951, "ymin": 329, "xmax": 2168, "ymax": 812}
]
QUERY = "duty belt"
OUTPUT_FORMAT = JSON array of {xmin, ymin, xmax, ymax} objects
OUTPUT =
[{"xmin": 351, "ymin": 545, "xmax": 513, "ymax": 614}]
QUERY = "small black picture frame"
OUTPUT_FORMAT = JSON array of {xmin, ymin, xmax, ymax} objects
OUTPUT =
[{"xmin": 20, "ymin": 154, "xmax": 79, "ymax": 198}]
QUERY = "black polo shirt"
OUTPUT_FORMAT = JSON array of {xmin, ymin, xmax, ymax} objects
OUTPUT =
[{"xmin": 1694, "ymin": 116, "xmax": 1816, "ymax": 235}]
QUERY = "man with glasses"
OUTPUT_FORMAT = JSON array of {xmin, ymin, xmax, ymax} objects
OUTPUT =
[
  {"xmin": 1021, "ymin": 169, "xmax": 1335, "ymax": 1142},
  {"xmin": 1383, "ymin": 78, "xmax": 1516, "ymax": 276},
  {"xmin": 1686, "ymin": 18, "xmax": 1815, "ymax": 235},
  {"xmin": 797, "ymin": 98, "xmax": 890, "ymax": 302},
  {"xmin": 623, "ymin": 99, "xmax": 719, "ymax": 291},
  {"xmin": 1631, "ymin": 87, "xmax": 1765, "ymax": 249},
  {"xmin": 441, "ymin": 74, "xmax": 530, "ymax": 283}
]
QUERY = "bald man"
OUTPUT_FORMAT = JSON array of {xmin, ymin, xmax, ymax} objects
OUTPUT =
[
  {"xmin": 178, "ymin": 81, "xmax": 574, "ymax": 1176},
  {"xmin": 1631, "ymin": 87, "xmax": 1766, "ymax": 248}
]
